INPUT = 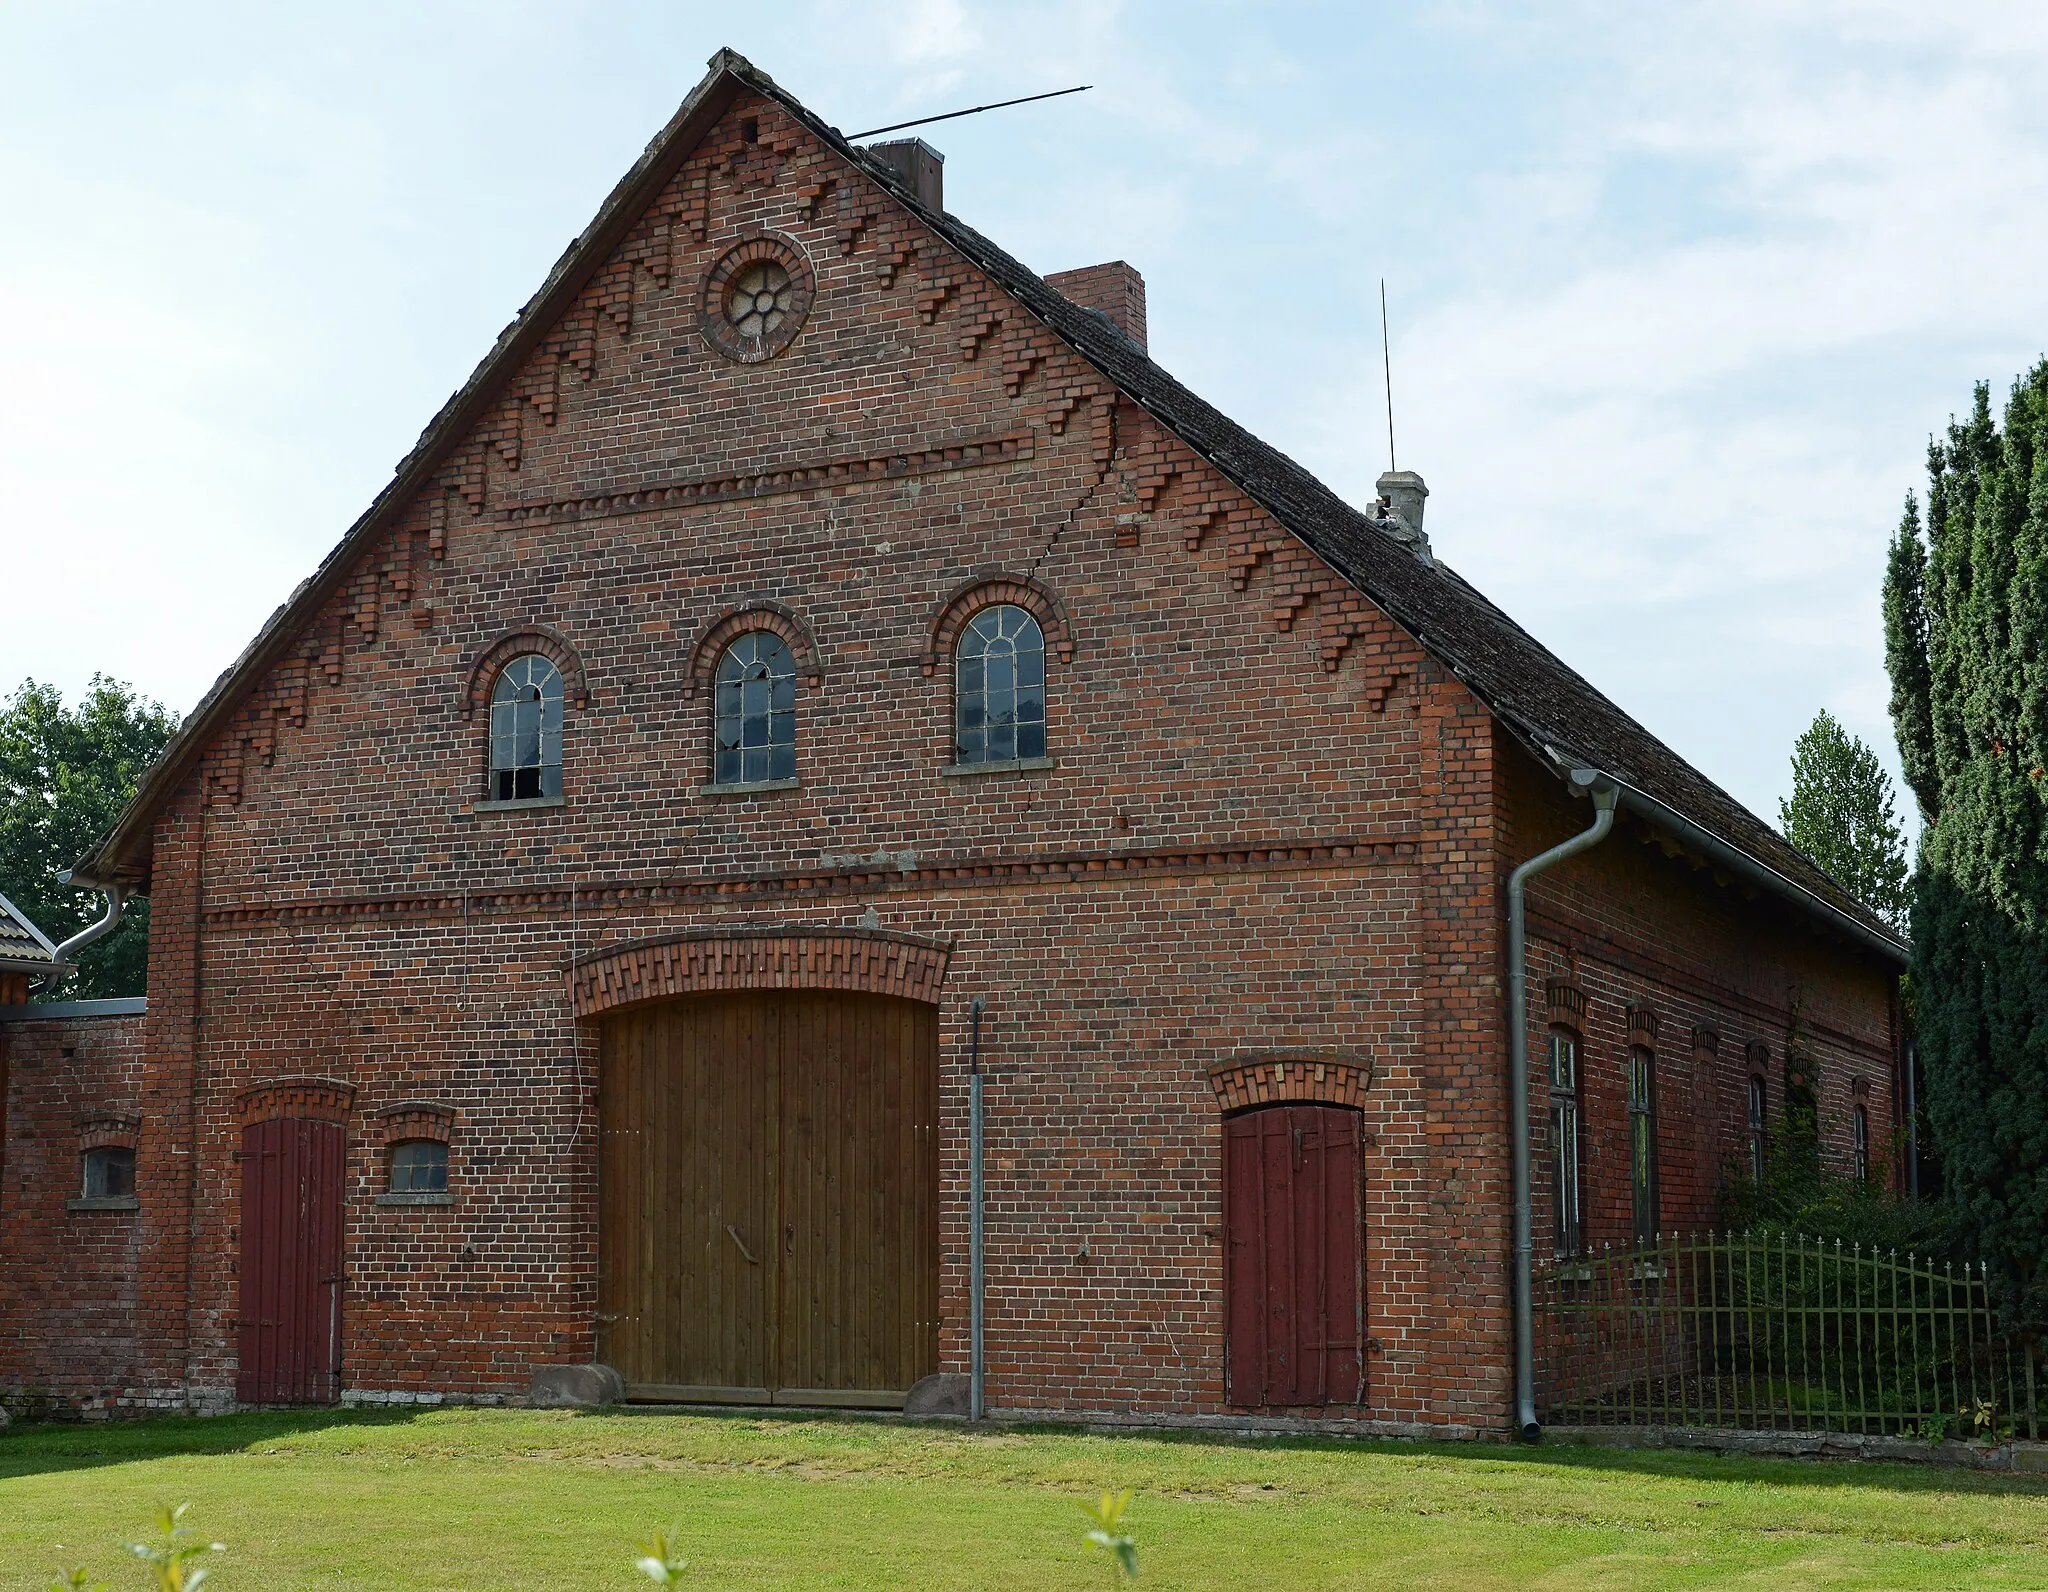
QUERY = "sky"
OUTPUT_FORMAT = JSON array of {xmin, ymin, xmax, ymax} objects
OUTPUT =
[{"xmin": 5, "ymin": 1, "xmax": 2046, "ymax": 834}]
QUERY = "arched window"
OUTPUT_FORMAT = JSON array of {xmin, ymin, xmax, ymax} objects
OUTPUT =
[
  {"xmin": 1748, "ymin": 1074, "xmax": 1768, "ymax": 1182},
  {"xmin": 714, "ymin": 632, "xmax": 797, "ymax": 785},
  {"xmin": 1853, "ymin": 1103, "xmax": 1870, "ymax": 1183},
  {"xmin": 1628, "ymin": 1047, "xmax": 1658, "ymax": 1248},
  {"xmin": 956, "ymin": 605, "xmax": 1045, "ymax": 766},
  {"xmin": 489, "ymin": 654, "xmax": 564, "ymax": 801},
  {"xmin": 1547, "ymin": 1029, "xmax": 1582, "ymax": 1257}
]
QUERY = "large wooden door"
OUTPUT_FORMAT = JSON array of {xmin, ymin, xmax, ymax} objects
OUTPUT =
[
  {"xmin": 237, "ymin": 1116, "xmax": 346, "ymax": 1404},
  {"xmin": 599, "ymin": 991, "xmax": 938, "ymax": 1405},
  {"xmin": 1223, "ymin": 1105, "xmax": 1364, "ymax": 1408}
]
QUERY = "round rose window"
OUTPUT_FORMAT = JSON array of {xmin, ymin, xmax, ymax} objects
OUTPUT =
[
  {"xmin": 727, "ymin": 261, "xmax": 793, "ymax": 339},
  {"xmin": 701, "ymin": 236, "xmax": 814, "ymax": 364}
]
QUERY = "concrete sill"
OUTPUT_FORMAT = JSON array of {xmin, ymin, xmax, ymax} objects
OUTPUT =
[
  {"xmin": 67, "ymin": 1196, "xmax": 139, "ymax": 1212},
  {"xmin": 941, "ymin": 757, "xmax": 1056, "ymax": 778},
  {"xmin": 377, "ymin": 1192, "xmax": 454, "ymax": 1207},
  {"xmin": 695, "ymin": 778, "xmax": 801, "ymax": 798},
  {"xmin": 472, "ymin": 795, "xmax": 566, "ymax": 813}
]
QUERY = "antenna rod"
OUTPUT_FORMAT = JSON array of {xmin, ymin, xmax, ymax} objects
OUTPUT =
[
  {"xmin": 850, "ymin": 85, "xmax": 1092, "ymax": 141},
  {"xmin": 1381, "ymin": 278, "xmax": 1397, "ymax": 475}
]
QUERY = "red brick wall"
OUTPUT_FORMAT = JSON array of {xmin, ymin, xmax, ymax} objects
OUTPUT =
[
  {"xmin": 0, "ymin": 1010, "xmax": 148, "ymax": 1417},
  {"xmin": 1499, "ymin": 741, "xmax": 1899, "ymax": 1265},
  {"xmin": 1, "ymin": 89, "xmax": 1892, "ymax": 1435}
]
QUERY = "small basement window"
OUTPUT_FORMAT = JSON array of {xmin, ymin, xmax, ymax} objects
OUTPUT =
[
  {"xmin": 82, "ymin": 1145, "xmax": 135, "ymax": 1201},
  {"xmin": 389, "ymin": 1139, "xmax": 449, "ymax": 1194}
]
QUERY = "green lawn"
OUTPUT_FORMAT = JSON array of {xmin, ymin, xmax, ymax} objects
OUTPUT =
[{"xmin": 4, "ymin": 1408, "xmax": 2048, "ymax": 1589}]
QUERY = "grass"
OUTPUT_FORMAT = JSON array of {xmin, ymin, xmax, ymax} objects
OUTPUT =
[{"xmin": 3, "ymin": 1407, "xmax": 2048, "ymax": 1589}]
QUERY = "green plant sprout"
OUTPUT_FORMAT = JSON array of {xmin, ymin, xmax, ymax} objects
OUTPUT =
[
  {"xmin": 127, "ymin": 1505, "xmax": 223, "ymax": 1592},
  {"xmin": 634, "ymin": 1526, "xmax": 688, "ymax": 1583},
  {"xmin": 1081, "ymin": 1489, "xmax": 1138, "ymax": 1581}
]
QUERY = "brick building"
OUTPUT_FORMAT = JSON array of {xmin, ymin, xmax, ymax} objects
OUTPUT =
[{"xmin": 0, "ymin": 51, "xmax": 1905, "ymax": 1433}]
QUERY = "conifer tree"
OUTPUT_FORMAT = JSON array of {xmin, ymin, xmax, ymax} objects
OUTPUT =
[
  {"xmin": 1882, "ymin": 364, "xmax": 2048, "ymax": 1334},
  {"xmin": 1778, "ymin": 710, "xmax": 1909, "ymax": 929}
]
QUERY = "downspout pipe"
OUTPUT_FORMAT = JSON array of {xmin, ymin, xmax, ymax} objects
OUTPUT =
[
  {"xmin": 28, "ymin": 875, "xmax": 130, "ymax": 995},
  {"xmin": 968, "ymin": 996, "xmax": 987, "ymax": 1422},
  {"xmin": 1509, "ymin": 769, "xmax": 1618, "ymax": 1441}
]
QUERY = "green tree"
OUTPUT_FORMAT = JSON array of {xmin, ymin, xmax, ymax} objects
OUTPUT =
[
  {"xmin": 1778, "ymin": 709, "xmax": 1910, "ymax": 929},
  {"xmin": 0, "ymin": 676, "xmax": 177, "ymax": 1000},
  {"xmin": 1881, "ymin": 364, "xmax": 2048, "ymax": 1335}
]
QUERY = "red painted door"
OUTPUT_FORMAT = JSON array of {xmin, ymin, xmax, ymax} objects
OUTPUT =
[
  {"xmin": 1224, "ymin": 1105, "xmax": 1364, "ymax": 1407},
  {"xmin": 237, "ymin": 1117, "xmax": 346, "ymax": 1404}
]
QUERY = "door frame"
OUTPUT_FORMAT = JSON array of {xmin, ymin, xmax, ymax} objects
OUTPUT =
[{"xmin": 577, "ymin": 928, "xmax": 952, "ymax": 1407}]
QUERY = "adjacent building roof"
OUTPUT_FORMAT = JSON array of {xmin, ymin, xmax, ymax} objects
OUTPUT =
[
  {"xmin": 69, "ymin": 49, "xmax": 1906, "ymax": 966},
  {"xmin": 0, "ymin": 889, "xmax": 60, "ymax": 976}
]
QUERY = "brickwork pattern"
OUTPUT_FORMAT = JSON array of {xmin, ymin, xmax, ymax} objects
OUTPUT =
[
  {"xmin": 569, "ymin": 928, "xmax": 950, "ymax": 1017},
  {"xmin": 1501, "ymin": 743, "xmax": 1900, "ymax": 1261},
  {"xmin": 0, "ymin": 87, "xmax": 1897, "ymax": 1432},
  {"xmin": 0, "ymin": 1011, "xmax": 148, "ymax": 1415},
  {"xmin": 1208, "ymin": 1054, "xmax": 1375, "ymax": 1112}
]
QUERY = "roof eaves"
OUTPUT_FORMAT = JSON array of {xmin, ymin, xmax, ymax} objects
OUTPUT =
[
  {"xmin": 0, "ymin": 890, "xmax": 59, "ymax": 962},
  {"xmin": 70, "ymin": 50, "xmax": 762, "ymax": 890}
]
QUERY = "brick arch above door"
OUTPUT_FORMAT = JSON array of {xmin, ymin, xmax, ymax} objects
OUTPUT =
[
  {"xmin": 570, "ymin": 926, "xmax": 951, "ymax": 1019},
  {"xmin": 1209, "ymin": 1051, "xmax": 1375, "ymax": 1114},
  {"xmin": 234, "ymin": 1076, "xmax": 356, "ymax": 1127}
]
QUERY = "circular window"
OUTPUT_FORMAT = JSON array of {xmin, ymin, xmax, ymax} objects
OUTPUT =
[
  {"xmin": 727, "ymin": 261, "xmax": 793, "ymax": 339},
  {"xmin": 701, "ymin": 236, "xmax": 814, "ymax": 363}
]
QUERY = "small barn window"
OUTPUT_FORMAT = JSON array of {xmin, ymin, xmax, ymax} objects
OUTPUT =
[
  {"xmin": 489, "ymin": 654, "xmax": 564, "ymax": 801},
  {"xmin": 1853, "ymin": 1103, "xmax": 1870, "ymax": 1183},
  {"xmin": 1629, "ymin": 1047, "xmax": 1658, "ymax": 1248},
  {"xmin": 714, "ymin": 632, "xmax": 797, "ymax": 785},
  {"xmin": 1547, "ymin": 1030, "xmax": 1582, "ymax": 1257},
  {"xmin": 1748, "ymin": 1075, "xmax": 1768, "ymax": 1182},
  {"xmin": 389, "ymin": 1140, "xmax": 448, "ymax": 1194},
  {"xmin": 82, "ymin": 1145, "xmax": 135, "ymax": 1201},
  {"xmin": 956, "ymin": 605, "xmax": 1045, "ymax": 765}
]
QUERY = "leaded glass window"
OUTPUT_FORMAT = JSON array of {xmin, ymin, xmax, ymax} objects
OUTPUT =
[
  {"xmin": 1548, "ymin": 1030, "xmax": 1582, "ymax": 1257},
  {"xmin": 714, "ymin": 632, "xmax": 796, "ymax": 785},
  {"xmin": 489, "ymin": 654, "xmax": 564, "ymax": 801},
  {"xmin": 955, "ymin": 605, "xmax": 1045, "ymax": 765},
  {"xmin": 1629, "ymin": 1048, "xmax": 1658, "ymax": 1248},
  {"xmin": 1853, "ymin": 1103, "xmax": 1870, "ymax": 1183}
]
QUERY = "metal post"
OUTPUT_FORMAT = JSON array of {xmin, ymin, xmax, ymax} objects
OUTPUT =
[{"xmin": 969, "ymin": 996, "xmax": 987, "ymax": 1422}]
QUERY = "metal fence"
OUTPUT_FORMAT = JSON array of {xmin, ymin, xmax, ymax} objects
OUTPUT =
[{"xmin": 1533, "ymin": 1231, "xmax": 2040, "ymax": 1439}]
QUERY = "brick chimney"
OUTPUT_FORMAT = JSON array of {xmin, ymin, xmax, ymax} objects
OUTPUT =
[
  {"xmin": 867, "ymin": 138, "xmax": 944, "ymax": 211},
  {"xmin": 1045, "ymin": 262, "xmax": 1147, "ymax": 354}
]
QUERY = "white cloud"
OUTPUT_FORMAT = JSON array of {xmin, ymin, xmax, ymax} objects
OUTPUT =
[{"xmin": 4, "ymin": 0, "xmax": 2038, "ymax": 840}]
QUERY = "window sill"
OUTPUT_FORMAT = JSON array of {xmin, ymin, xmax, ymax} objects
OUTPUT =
[
  {"xmin": 941, "ymin": 757, "xmax": 1057, "ymax": 778},
  {"xmin": 376, "ymin": 1192, "xmax": 454, "ymax": 1207},
  {"xmin": 67, "ymin": 1196, "xmax": 139, "ymax": 1212},
  {"xmin": 472, "ymin": 795, "xmax": 566, "ymax": 813},
  {"xmin": 696, "ymin": 778, "xmax": 801, "ymax": 798}
]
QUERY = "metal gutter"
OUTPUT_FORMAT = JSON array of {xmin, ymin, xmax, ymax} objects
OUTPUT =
[
  {"xmin": 1508, "ymin": 769, "xmax": 1618, "ymax": 1440},
  {"xmin": 0, "ymin": 997, "xmax": 148, "ymax": 1021},
  {"xmin": 1603, "ymin": 778, "xmax": 1907, "ymax": 967}
]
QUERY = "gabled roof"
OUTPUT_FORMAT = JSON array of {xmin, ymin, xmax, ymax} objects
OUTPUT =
[
  {"xmin": 71, "ymin": 49, "xmax": 1905, "ymax": 966},
  {"xmin": 0, "ymin": 889, "xmax": 60, "ymax": 975}
]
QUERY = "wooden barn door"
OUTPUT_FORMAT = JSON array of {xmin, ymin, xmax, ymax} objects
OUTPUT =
[
  {"xmin": 599, "ymin": 991, "xmax": 938, "ymax": 1405},
  {"xmin": 237, "ymin": 1117, "xmax": 346, "ymax": 1404},
  {"xmin": 1224, "ymin": 1105, "xmax": 1364, "ymax": 1408},
  {"xmin": 778, "ymin": 993, "xmax": 939, "ymax": 1402}
]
